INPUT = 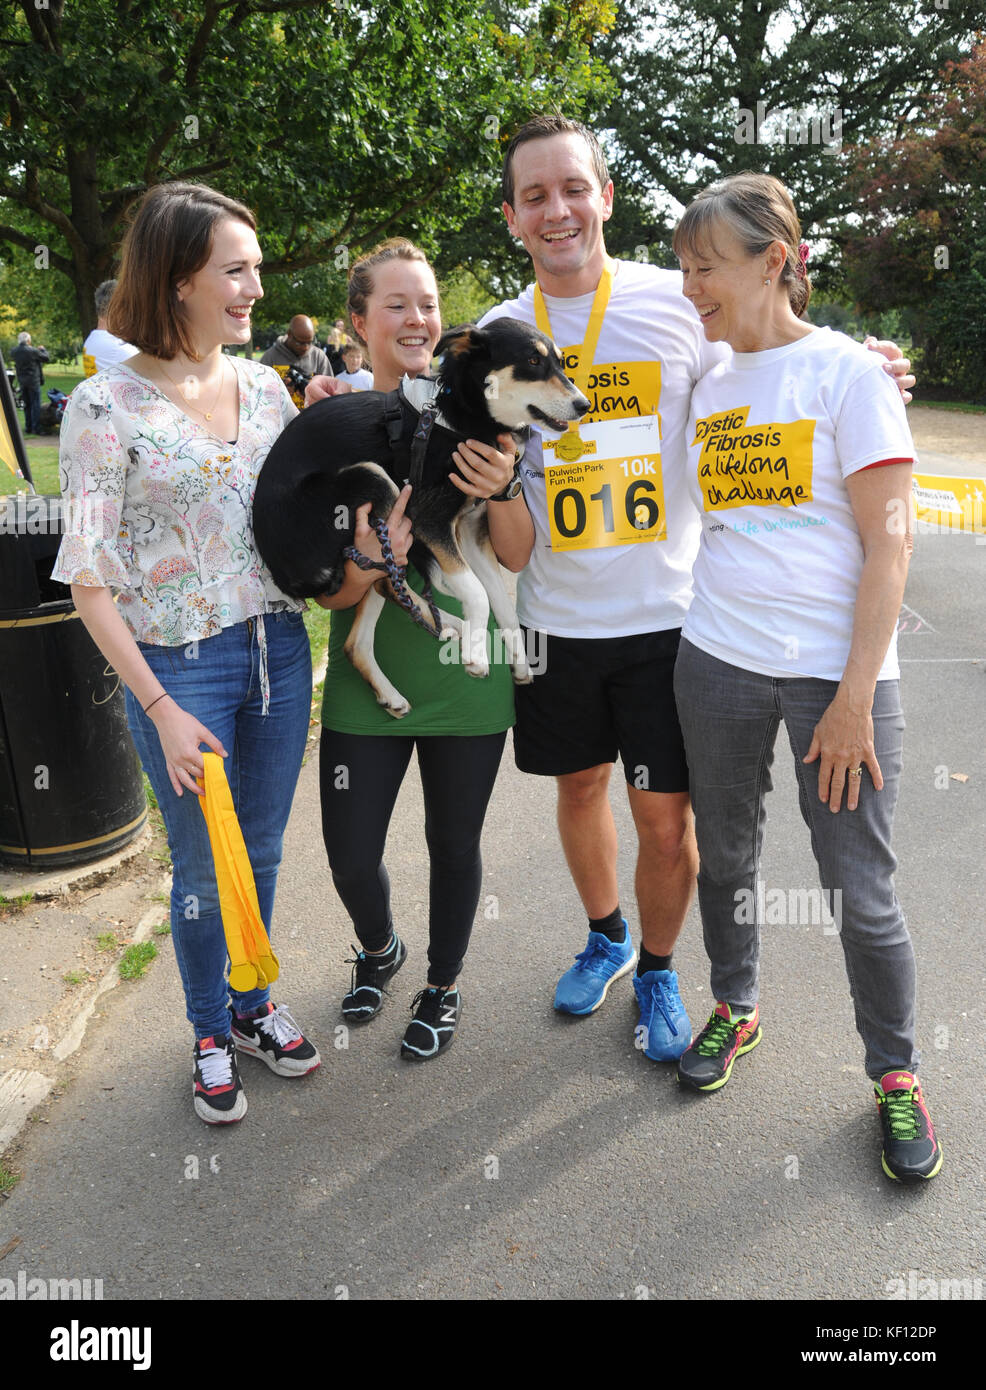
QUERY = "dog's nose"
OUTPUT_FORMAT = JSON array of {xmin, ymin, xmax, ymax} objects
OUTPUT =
[{"xmin": 572, "ymin": 394, "xmax": 590, "ymax": 417}]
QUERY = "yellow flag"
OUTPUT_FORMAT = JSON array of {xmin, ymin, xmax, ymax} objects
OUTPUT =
[{"xmin": 198, "ymin": 752, "xmax": 279, "ymax": 992}]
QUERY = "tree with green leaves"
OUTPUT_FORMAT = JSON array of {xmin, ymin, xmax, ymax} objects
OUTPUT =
[
  {"xmin": 0, "ymin": 0, "xmax": 614, "ymax": 337},
  {"xmin": 591, "ymin": 1, "xmax": 972, "ymax": 234},
  {"xmin": 836, "ymin": 42, "xmax": 986, "ymax": 398}
]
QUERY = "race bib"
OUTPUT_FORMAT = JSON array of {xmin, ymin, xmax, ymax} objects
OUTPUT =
[{"xmin": 543, "ymin": 415, "xmax": 666, "ymax": 552}]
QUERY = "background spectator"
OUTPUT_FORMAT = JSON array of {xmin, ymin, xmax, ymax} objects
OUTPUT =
[
  {"xmin": 83, "ymin": 280, "xmax": 138, "ymax": 374},
  {"xmin": 260, "ymin": 315, "xmax": 332, "ymax": 378},
  {"xmin": 325, "ymin": 317, "xmax": 351, "ymax": 373},
  {"xmin": 334, "ymin": 342, "xmax": 373, "ymax": 389},
  {"xmin": 12, "ymin": 330, "xmax": 49, "ymax": 436}
]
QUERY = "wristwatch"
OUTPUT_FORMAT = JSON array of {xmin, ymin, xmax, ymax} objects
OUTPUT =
[{"xmin": 488, "ymin": 465, "xmax": 523, "ymax": 502}]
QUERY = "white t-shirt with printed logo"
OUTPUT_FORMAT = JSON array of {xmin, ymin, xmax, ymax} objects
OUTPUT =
[
  {"xmin": 682, "ymin": 326, "xmax": 915, "ymax": 681},
  {"xmin": 481, "ymin": 260, "xmax": 726, "ymax": 638}
]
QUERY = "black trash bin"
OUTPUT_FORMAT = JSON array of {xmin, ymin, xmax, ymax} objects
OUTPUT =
[{"xmin": 0, "ymin": 494, "xmax": 147, "ymax": 868}]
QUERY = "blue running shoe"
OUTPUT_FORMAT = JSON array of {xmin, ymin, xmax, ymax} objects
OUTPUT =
[
  {"xmin": 633, "ymin": 969, "xmax": 692, "ymax": 1061},
  {"xmin": 554, "ymin": 922, "xmax": 637, "ymax": 1015}
]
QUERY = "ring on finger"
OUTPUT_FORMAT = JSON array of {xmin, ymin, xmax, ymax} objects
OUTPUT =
[{"xmin": 848, "ymin": 766, "xmax": 863, "ymax": 778}]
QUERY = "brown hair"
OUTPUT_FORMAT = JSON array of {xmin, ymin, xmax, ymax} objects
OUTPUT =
[
  {"xmin": 672, "ymin": 172, "xmax": 812, "ymax": 317},
  {"xmin": 346, "ymin": 238, "xmax": 435, "ymax": 348},
  {"xmin": 501, "ymin": 116, "xmax": 609, "ymax": 207},
  {"xmin": 107, "ymin": 182, "xmax": 257, "ymax": 361}
]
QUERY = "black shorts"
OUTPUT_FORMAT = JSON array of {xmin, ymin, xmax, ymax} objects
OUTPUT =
[{"xmin": 513, "ymin": 627, "xmax": 689, "ymax": 792}]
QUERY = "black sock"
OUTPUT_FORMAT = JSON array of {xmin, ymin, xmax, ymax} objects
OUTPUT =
[
  {"xmin": 637, "ymin": 947, "xmax": 672, "ymax": 976},
  {"xmin": 367, "ymin": 932, "xmax": 398, "ymax": 959},
  {"xmin": 589, "ymin": 907, "xmax": 625, "ymax": 942}
]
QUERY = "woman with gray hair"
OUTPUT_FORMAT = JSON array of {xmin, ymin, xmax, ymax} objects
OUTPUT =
[{"xmin": 671, "ymin": 172, "xmax": 941, "ymax": 1183}]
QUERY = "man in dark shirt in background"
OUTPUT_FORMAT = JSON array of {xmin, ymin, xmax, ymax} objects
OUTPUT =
[{"xmin": 12, "ymin": 331, "xmax": 50, "ymax": 436}]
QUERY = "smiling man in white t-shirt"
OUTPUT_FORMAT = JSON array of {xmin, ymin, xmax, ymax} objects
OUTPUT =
[{"xmin": 481, "ymin": 116, "xmax": 914, "ymax": 1062}]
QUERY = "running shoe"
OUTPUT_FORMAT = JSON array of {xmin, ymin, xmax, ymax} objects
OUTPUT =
[
  {"xmin": 193, "ymin": 1034, "xmax": 247, "ymax": 1124},
  {"xmin": 342, "ymin": 934, "xmax": 408, "ymax": 1023},
  {"xmin": 231, "ymin": 1002, "xmax": 321, "ymax": 1077},
  {"xmin": 554, "ymin": 921, "xmax": 637, "ymax": 1015},
  {"xmin": 400, "ymin": 986, "xmax": 461, "ymax": 1061},
  {"xmin": 633, "ymin": 969, "xmax": 693, "ymax": 1061},
  {"xmin": 874, "ymin": 1070, "xmax": 943, "ymax": 1182},
  {"xmin": 676, "ymin": 1002, "xmax": 761, "ymax": 1092}
]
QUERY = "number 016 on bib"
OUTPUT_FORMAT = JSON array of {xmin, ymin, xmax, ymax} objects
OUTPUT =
[{"xmin": 546, "ymin": 452, "xmax": 667, "ymax": 552}]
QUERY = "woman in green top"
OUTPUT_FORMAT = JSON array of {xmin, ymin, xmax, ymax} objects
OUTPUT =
[{"xmin": 314, "ymin": 238, "xmax": 533, "ymax": 1059}]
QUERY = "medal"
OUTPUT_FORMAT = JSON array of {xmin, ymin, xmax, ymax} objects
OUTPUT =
[
  {"xmin": 555, "ymin": 429, "xmax": 585, "ymax": 462},
  {"xmin": 534, "ymin": 256, "xmax": 615, "ymax": 463}
]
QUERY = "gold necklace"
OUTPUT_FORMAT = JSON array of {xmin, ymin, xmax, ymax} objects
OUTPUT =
[{"xmin": 159, "ymin": 357, "xmax": 227, "ymax": 421}]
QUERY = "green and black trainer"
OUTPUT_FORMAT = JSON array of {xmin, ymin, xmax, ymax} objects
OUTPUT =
[
  {"xmin": 677, "ymin": 1001, "xmax": 762, "ymax": 1092},
  {"xmin": 874, "ymin": 1070, "xmax": 943, "ymax": 1182}
]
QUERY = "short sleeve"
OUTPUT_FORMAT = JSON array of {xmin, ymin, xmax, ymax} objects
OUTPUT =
[
  {"xmin": 51, "ymin": 380, "xmax": 132, "ymax": 590},
  {"xmin": 834, "ymin": 362, "xmax": 916, "ymax": 478}
]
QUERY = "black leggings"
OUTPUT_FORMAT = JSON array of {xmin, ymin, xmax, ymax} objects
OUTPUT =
[{"xmin": 319, "ymin": 728, "xmax": 507, "ymax": 984}]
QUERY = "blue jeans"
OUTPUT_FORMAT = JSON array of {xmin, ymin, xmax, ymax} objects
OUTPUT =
[
  {"xmin": 674, "ymin": 637, "xmax": 917, "ymax": 1080},
  {"xmin": 125, "ymin": 612, "xmax": 312, "ymax": 1038}
]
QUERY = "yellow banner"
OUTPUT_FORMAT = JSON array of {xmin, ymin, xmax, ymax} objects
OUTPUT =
[
  {"xmin": 693, "ymin": 406, "xmax": 815, "ymax": 512},
  {"xmin": 0, "ymin": 393, "xmax": 24, "ymax": 483},
  {"xmin": 82, "ymin": 353, "xmax": 97, "ymax": 379},
  {"xmin": 912, "ymin": 473, "xmax": 986, "ymax": 535}
]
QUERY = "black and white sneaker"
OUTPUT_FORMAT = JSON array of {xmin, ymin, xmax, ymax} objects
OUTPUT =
[
  {"xmin": 400, "ymin": 986, "xmax": 461, "ymax": 1061},
  {"xmin": 230, "ymin": 1002, "xmax": 320, "ymax": 1077},
  {"xmin": 193, "ymin": 1034, "xmax": 247, "ymax": 1124},
  {"xmin": 342, "ymin": 933, "xmax": 407, "ymax": 1023}
]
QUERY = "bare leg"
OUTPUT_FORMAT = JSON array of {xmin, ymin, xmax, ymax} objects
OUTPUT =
[
  {"xmin": 627, "ymin": 787, "xmax": 697, "ymax": 956},
  {"xmin": 556, "ymin": 764, "xmax": 620, "ymax": 918}
]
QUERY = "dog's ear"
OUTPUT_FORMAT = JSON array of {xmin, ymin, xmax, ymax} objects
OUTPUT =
[{"xmin": 435, "ymin": 324, "xmax": 490, "ymax": 361}]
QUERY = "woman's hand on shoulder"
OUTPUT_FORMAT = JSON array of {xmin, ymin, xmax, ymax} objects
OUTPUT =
[{"xmin": 863, "ymin": 337, "xmax": 915, "ymax": 404}]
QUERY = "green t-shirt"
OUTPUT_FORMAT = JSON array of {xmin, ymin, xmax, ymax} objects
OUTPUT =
[{"xmin": 321, "ymin": 567, "xmax": 515, "ymax": 735}]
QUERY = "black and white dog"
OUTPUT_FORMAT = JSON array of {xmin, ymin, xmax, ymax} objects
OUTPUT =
[{"xmin": 253, "ymin": 318, "xmax": 589, "ymax": 716}]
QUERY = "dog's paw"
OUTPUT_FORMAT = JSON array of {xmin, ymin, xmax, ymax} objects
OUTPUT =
[
  {"xmin": 464, "ymin": 658, "xmax": 490, "ymax": 680},
  {"xmin": 380, "ymin": 695, "xmax": 411, "ymax": 718},
  {"xmin": 512, "ymin": 663, "xmax": 534, "ymax": 685}
]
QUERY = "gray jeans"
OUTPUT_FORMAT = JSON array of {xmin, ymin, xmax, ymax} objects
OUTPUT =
[{"xmin": 674, "ymin": 637, "xmax": 917, "ymax": 1079}]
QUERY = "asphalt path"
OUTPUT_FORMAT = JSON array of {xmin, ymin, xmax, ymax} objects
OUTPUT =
[{"xmin": 1, "ymin": 452, "xmax": 983, "ymax": 1328}]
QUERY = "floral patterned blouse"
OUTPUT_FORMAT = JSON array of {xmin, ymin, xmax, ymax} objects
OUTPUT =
[{"xmin": 53, "ymin": 358, "xmax": 302, "ymax": 646}]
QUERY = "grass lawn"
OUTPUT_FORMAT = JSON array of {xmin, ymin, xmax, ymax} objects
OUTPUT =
[{"xmin": 916, "ymin": 400, "xmax": 986, "ymax": 415}]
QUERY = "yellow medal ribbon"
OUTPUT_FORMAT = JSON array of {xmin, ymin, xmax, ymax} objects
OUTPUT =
[
  {"xmin": 197, "ymin": 751, "xmax": 279, "ymax": 993},
  {"xmin": 534, "ymin": 255, "xmax": 615, "ymax": 458}
]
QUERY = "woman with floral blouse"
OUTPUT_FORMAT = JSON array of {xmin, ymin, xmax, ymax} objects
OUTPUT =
[{"xmin": 53, "ymin": 183, "xmax": 341, "ymax": 1123}]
